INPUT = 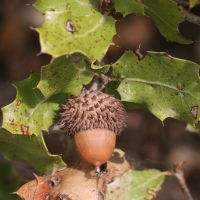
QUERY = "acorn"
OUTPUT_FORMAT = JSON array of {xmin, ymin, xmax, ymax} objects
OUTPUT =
[{"xmin": 59, "ymin": 88, "xmax": 127, "ymax": 174}]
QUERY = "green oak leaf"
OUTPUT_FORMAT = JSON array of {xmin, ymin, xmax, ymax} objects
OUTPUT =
[
  {"xmin": 33, "ymin": 0, "xmax": 68, "ymax": 13},
  {"xmin": 36, "ymin": 10, "xmax": 115, "ymax": 61},
  {"xmin": 37, "ymin": 53, "xmax": 99, "ymax": 97},
  {"xmin": 34, "ymin": 0, "xmax": 99, "ymax": 16},
  {"xmin": 2, "ymin": 73, "xmax": 68, "ymax": 136},
  {"xmin": 105, "ymin": 78, "xmax": 155, "ymax": 111},
  {"xmin": 0, "ymin": 128, "xmax": 66, "ymax": 174},
  {"xmin": 103, "ymin": 51, "xmax": 200, "ymax": 129},
  {"xmin": 0, "ymin": 161, "xmax": 26, "ymax": 200},
  {"xmin": 115, "ymin": 0, "xmax": 192, "ymax": 44},
  {"xmin": 64, "ymin": 0, "xmax": 99, "ymax": 16},
  {"xmin": 189, "ymin": 0, "xmax": 200, "ymax": 8},
  {"xmin": 106, "ymin": 169, "xmax": 169, "ymax": 200}
]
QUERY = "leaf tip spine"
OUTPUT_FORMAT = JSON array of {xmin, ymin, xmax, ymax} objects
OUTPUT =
[
  {"xmin": 36, "ymin": 51, "xmax": 42, "ymax": 56},
  {"xmin": 29, "ymin": 26, "xmax": 35, "ymax": 30},
  {"xmin": 10, "ymin": 192, "xmax": 17, "ymax": 195}
]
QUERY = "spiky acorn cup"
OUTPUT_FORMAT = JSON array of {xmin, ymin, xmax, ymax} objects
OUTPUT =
[{"xmin": 59, "ymin": 88, "xmax": 127, "ymax": 174}]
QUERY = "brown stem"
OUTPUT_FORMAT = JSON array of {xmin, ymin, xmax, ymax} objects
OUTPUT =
[
  {"xmin": 84, "ymin": 66, "xmax": 113, "ymax": 91},
  {"xmin": 172, "ymin": 162, "xmax": 194, "ymax": 200}
]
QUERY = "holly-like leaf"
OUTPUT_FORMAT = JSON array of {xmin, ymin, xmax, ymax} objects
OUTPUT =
[
  {"xmin": 34, "ymin": 0, "xmax": 99, "ymax": 16},
  {"xmin": 189, "ymin": 0, "xmax": 200, "ymax": 8},
  {"xmin": 33, "ymin": 0, "xmax": 68, "ymax": 13},
  {"xmin": 105, "ymin": 81, "xmax": 149, "ymax": 110},
  {"xmin": 102, "ymin": 51, "xmax": 200, "ymax": 129},
  {"xmin": 2, "ymin": 73, "xmax": 68, "ymax": 136},
  {"xmin": 0, "ymin": 128, "xmax": 66, "ymax": 174},
  {"xmin": 64, "ymin": 0, "xmax": 99, "ymax": 16},
  {"xmin": 115, "ymin": 0, "xmax": 192, "ymax": 44},
  {"xmin": 0, "ymin": 161, "xmax": 26, "ymax": 200},
  {"xmin": 106, "ymin": 169, "xmax": 169, "ymax": 200},
  {"xmin": 36, "ymin": 10, "xmax": 115, "ymax": 61},
  {"xmin": 37, "ymin": 53, "xmax": 99, "ymax": 98}
]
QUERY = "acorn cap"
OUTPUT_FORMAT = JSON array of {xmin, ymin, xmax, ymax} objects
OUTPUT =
[{"xmin": 59, "ymin": 88, "xmax": 127, "ymax": 137}]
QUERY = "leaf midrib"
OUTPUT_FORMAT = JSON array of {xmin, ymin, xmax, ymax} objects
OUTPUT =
[{"xmin": 116, "ymin": 78, "xmax": 199, "ymax": 100}]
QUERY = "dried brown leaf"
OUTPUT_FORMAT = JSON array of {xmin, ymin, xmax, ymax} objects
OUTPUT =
[
  {"xmin": 16, "ymin": 154, "xmax": 131, "ymax": 200},
  {"xmin": 16, "ymin": 179, "xmax": 37, "ymax": 200}
]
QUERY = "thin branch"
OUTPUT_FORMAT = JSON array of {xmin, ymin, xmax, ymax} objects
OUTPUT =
[
  {"xmin": 183, "ymin": 8, "xmax": 200, "ymax": 26},
  {"xmin": 172, "ymin": 162, "xmax": 194, "ymax": 200},
  {"xmin": 84, "ymin": 66, "xmax": 113, "ymax": 91}
]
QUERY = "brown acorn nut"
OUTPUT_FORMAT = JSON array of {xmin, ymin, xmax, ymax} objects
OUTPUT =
[{"xmin": 59, "ymin": 89, "xmax": 127, "ymax": 173}]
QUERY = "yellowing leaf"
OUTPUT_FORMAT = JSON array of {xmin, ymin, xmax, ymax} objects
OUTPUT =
[{"xmin": 36, "ymin": 11, "xmax": 115, "ymax": 61}]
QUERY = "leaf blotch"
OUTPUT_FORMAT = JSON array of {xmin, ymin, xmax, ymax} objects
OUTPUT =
[
  {"xmin": 10, "ymin": 119, "xmax": 14, "ymax": 126},
  {"xmin": 16, "ymin": 100, "xmax": 22, "ymax": 106},
  {"xmin": 73, "ymin": 55, "xmax": 81, "ymax": 63},
  {"xmin": 133, "ymin": 47, "xmax": 147, "ymax": 61},
  {"xmin": 21, "ymin": 125, "xmax": 30, "ymax": 136},
  {"xmin": 191, "ymin": 106, "xmax": 198, "ymax": 119},
  {"xmin": 178, "ymin": 83, "xmax": 185, "ymax": 90},
  {"xmin": 66, "ymin": 20, "xmax": 76, "ymax": 34},
  {"xmin": 100, "ymin": 0, "xmax": 114, "ymax": 15},
  {"xmin": 25, "ymin": 109, "xmax": 30, "ymax": 117},
  {"xmin": 49, "ymin": 176, "xmax": 62, "ymax": 188}
]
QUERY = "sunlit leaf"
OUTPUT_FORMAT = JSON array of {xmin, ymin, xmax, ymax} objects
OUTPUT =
[
  {"xmin": 36, "ymin": 10, "xmax": 115, "ymax": 61},
  {"xmin": 106, "ymin": 169, "xmax": 169, "ymax": 200},
  {"xmin": 102, "ymin": 51, "xmax": 200, "ymax": 129},
  {"xmin": 33, "ymin": 0, "xmax": 67, "ymax": 13},
  {"xmin": 2, "ymin": 73, "xmax": 68, "ymax": 136},
  {"xmin": 38, "ymin": 53, "xmax": 99, "ymax": 97},
  {"xmin": 34, "ymin": 0, "xmax": 99, "ymax": 16}
]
